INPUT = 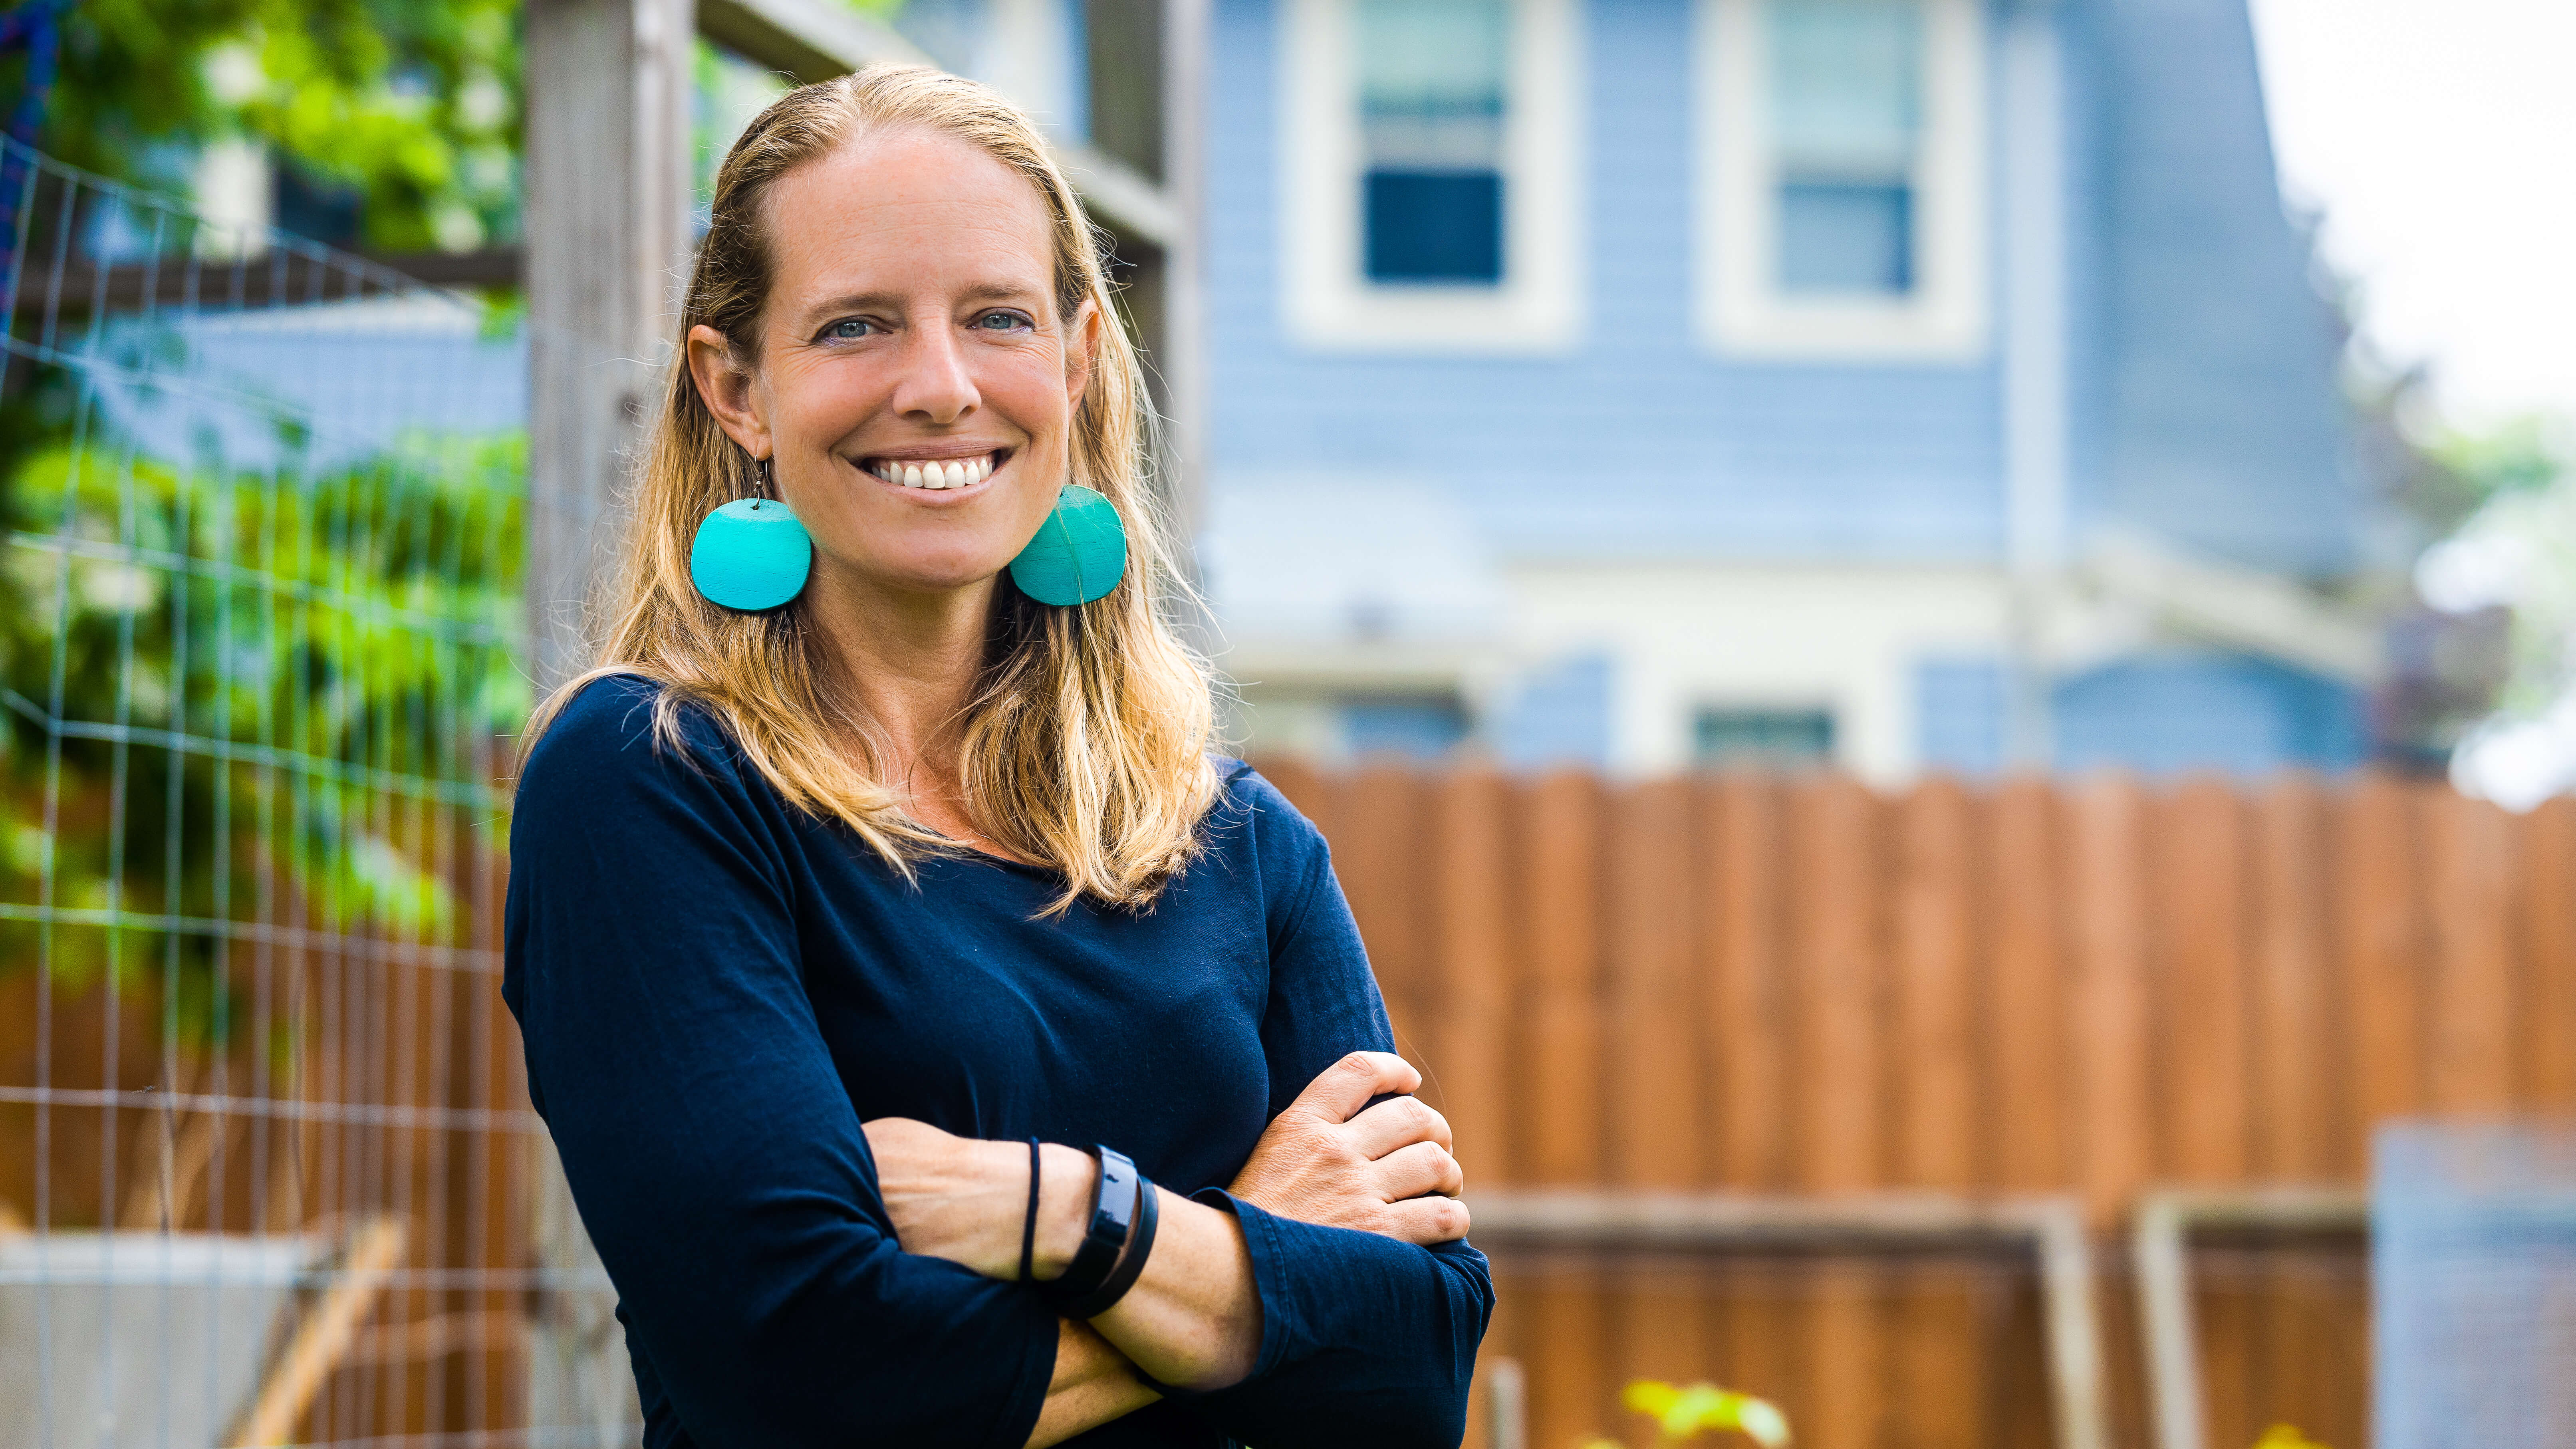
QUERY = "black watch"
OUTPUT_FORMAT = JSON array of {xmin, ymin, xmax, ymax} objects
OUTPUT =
[{"xmin": 1042, "ymin": 1145, "xmax": 1140, "ymax": 1309}]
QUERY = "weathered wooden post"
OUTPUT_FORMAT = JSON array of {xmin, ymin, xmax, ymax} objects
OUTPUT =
[
  {"xmin": 525, "ymin": 0, "xmax": 693, "ymax": 688},
  {"xmin": 522, "ymin": 0, "xmax": 693, "ymax": 1434}
]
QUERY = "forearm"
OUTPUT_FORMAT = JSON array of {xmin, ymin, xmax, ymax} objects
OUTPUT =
[
  {"xmin": 1082, "ymin": 1185, "xmax": 1263, "ymax": 1390},
  {"xmin": 1026, "ymin": 1319, "xmax": 1161, "ymax": 1449},
  {"xmin": 869, "ymin": 1130, "xmax": 1265, "ymax": 1399},
  {"xmin": 1167, "ymin": 1215, "xmax": 1493, "ymax": 1449}
]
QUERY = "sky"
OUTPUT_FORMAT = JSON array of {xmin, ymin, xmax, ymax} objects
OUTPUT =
[{"xmin": 2247, "ymin": 0, "xmax": 2576, "ymax": 431}]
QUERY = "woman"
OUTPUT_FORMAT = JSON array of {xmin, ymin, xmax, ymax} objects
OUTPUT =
[{"xmin": 501, "ymin": 65, "xmax": 1492, "ymax": 1449}]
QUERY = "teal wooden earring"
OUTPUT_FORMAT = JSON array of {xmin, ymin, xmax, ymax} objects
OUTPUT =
[
  {"xmin": 690, "ymin": 460, "xmax": 811, "ymax": 611},
  {"xmin": 1007, "ymin": 484, "xmax": 1127, "ymax": 606}
]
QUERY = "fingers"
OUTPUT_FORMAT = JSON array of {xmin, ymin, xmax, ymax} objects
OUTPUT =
[
  {"xmin": 1368, "ymin": 1139, "xmax": 1465, "ymax": 1203},
  {"xmin": 1344, "ymin": 1094, "xmax": 1453, "ymax": 1159},
  {"xmin": 1287, "ymin": 1050, "xmax": 1421, "ymax": 1125},
  {"xmin": 1378, "ymin": 1191, "xmax": 1472, "ymax": 1245}
]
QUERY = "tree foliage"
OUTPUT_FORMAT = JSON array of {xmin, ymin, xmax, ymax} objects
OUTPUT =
[
  {"xmin": 30, "ymin": 0, "xmax": 520, "ymax": 252},
  {"xmin": 0, "ymin": 422, "xmax": 528, "ymax": 1044}
]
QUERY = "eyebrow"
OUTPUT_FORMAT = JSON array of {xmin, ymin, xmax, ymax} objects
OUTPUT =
[{"xmin": 790, "ymin": 281, "xmax": 1048, "ymax": 326}]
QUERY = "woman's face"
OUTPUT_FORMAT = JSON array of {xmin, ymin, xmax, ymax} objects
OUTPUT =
[{"xmin": 691, "ymin": 127, "xmax": 1095, "ymax": 603}]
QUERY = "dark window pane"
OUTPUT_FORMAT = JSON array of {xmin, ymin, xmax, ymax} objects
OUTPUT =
[
  {"xmin": 1365, "ymin": 169, "xmax": 1504, "ymax": 284},
  {"xmin": 1778, "ymin": 181, "xmax": 1913, "ymax": 295},
  {"xmin": 1695, "ymin": 708, "xmax": 1837, "ymax": 768}
]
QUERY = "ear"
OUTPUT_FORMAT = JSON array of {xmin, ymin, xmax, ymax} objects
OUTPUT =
[
  {"xmin": 1063, "ymin": 298, "xmax": 1101, "ymax": 410},
  {"xmin": 687, "ymin": 323, "xmax": 771, "ymax": 461}
]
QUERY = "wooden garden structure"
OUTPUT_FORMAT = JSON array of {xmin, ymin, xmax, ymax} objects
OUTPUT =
[{"xmin": 1252, "ymin": 763, "xmax": 2576, "ymax": 1449}]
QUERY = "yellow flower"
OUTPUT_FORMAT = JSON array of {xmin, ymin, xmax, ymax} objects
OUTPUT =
[{"xmin": 1615, "ymin": 1380, "xmax": 1793, "ymax": 1447}]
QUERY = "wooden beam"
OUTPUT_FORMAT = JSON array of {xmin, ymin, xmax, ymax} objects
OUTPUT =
[
  {"xmin": 2130, "ymin": 1186, "xmax": 2370, "ymax": 1449},
  {"xmin": 519, "ymin": 2, "xmax": 694, "ymax": 1434},
  {"xmin": 697, "ymin": 0, "xmax": 929, "ymax": 80},
  {"xmin": 226, "ymin": 1217, "xmax": 408, "ymax": 1448},
  {"xmin": 524, "ymin": 0, "xmax": 695, "ymax": 689},
  {"xmin": 1051, "ymin": 142, "xmax": 1181, "ymax": 249}
]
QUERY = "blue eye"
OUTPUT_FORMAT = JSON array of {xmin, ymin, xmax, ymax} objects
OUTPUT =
[
  {"xmin": 826, "ymin": 318, "xmax": 871, "ymax": 339},
  {"xmin": 974, "ymin": 311, "xmax": 1030, "ymax": 331}
]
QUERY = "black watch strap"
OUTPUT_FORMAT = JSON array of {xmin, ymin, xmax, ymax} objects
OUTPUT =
[
  {"xmin": 1060, "ymin": 1173, "xmax": 1158, "ymax": 1320},
  {"xmin": 1041, "ymin": 1145, "xmax": 1139, "ymax": 1308}
]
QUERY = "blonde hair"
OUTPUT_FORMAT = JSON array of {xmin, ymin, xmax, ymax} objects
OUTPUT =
[{"xmin": 523, "ymin": 65, "xmax": 1221, "ymax": 911}]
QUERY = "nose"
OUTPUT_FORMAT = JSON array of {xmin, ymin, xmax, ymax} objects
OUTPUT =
[{"xmin": 890, "ymin": 319, "xmax": 981, "ymax": 426}]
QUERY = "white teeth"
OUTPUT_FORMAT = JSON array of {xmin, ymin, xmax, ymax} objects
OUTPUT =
[{"xmin": 871, "ymin": 454, "xmax": 997, "ymax": 487}]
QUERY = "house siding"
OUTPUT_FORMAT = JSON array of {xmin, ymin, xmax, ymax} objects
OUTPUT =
[
  {"xmin": 1917, "ymin": 649, "xmax": 2368, "ymax": 776},
  {"xmin": 1201, "ymin": 0, "xmax": 2376, "ymax": 777},
  {"xmin": 2094, "ymin": 0, "xmax": 2356, "ymax": 575},
  {"xmin": 1207, "ymin": 0, "xmax": 2010, "ymax": 562}
]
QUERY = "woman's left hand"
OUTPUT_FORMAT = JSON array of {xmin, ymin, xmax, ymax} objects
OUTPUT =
[{"xmin": 862, "ymin": 1117, "xmax": 1030, "ymax": 1280}]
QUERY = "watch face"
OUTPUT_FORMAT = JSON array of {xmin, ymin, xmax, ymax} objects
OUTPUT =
[{"xmin": 1093, "ymin": 1148, "xmax": 1139, "ymax": 1234}]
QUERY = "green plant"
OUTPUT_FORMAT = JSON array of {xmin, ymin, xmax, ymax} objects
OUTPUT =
[
  {"xmin": 1579, "ymin": 1378, "xmax": 1792, "ymax": 1449},
  {"xmin": 0, "ymin": 417, "xmax": 527, "ymax": 1049},
  {"xmin": 26, "ymin": 0, "xmax": 521, "ymax": 253}
]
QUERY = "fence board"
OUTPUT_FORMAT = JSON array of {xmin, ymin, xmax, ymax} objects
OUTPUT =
[
  {"xmin": 1437, "ymin": 770, "xmax": 1514, "ymax": 1184},
  {"xmin": 2253, "ymin": 777, "xmax": 2335, "ymax": 1179},
  {"xmin": 1339, "ymin": 764, "xmax": 1438, "ymax": 1066},
  {"xmin": 1610, "ymin": 780, "xmax": 1703, "ymax": 1187},
  {"xmin": 2337, "ymin": 776, "xmax": 2425, "ymax": 1171},
  {"xmin": 2526, "ymin": 799, "xmax": 2576, "ymax": 1110},
  {"xmin": 2162, "ymin": 780, "xmax": 2251, "ymax": 1182},
  {"xmin": 1795, "ymin": 776, "xmax": 1883, "ymax": 1193},
  {"xmin": 1792, "ymin": 778, "xmax": 1887, "ymax": 1449},
  {"xmin": 2070, "ymin": 776, "xmax": 2155, "ymax": 1221},
  {"xmin": 2425, "ymin": 790, "xmax": 2517, "ymax": 1113},
  {"xmin": 1522, "ymin": 773, "xmax": 1608, "ymax": 1185},
  {"xmin": 1989, "ymin": 778, "xmax": 2067, "ymax": 1191},
  {"xmin": 1897, "ymin": 778, "xmax": 1981, "ymax": 1189},
  {"xmin": 1894, "ymin": 780, "xmax": 1984, "ymax": 1449},
  {"xmin": 1707, "ymin": 776, "xmax": 1789, "ymax": 1191},
  {"xmin": 1516, "ymin": 1265, "xmax": 1614, "ymax": 1449}
]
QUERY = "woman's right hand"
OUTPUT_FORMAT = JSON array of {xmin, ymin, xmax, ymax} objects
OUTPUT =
[{"xmin": 1225, "ymin": 1051, "xmax": 1470, "ymax": 1245}]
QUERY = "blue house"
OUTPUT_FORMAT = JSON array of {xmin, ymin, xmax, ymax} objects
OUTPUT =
[
  {"xmin": 1193, "ymin": 0, "xmax": 2383, "ymax": 779},
  {"xmin": 151, "ymin": 0, "xmax": 2375, "ymax": 782}
]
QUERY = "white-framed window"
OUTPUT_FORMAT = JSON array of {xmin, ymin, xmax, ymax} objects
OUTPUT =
[
  {"xmin": 1695, "ymin": 0, "xmax": 1987, "ymax": 359},
  {"xmin": 1279, "ymin": 0, "xmax": 1584, "ymax": 352}
]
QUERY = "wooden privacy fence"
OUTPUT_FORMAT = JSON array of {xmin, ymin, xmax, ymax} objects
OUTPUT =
[{"xmin": 1255, "ymin": 764, "xmax": 2576, "ymax": 1449}]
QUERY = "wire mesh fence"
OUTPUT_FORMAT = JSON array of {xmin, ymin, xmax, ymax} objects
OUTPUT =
[
  {"xmin": 2375, "ymin": 1121, "xmax": 2576, "ymax": 1449},
  {"xmin": 0, "ymin": 137, "xmax": 630, "ymax": 1447}
]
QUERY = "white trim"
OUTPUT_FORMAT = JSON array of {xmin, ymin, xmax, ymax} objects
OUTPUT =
[
  {"xmin": 1694, "ymin": 0, "xmax": 1989, "ymax": 359},
  {"xmin": 1279, "ymin": 0, "xmax": 1585, "ymax": 353}
]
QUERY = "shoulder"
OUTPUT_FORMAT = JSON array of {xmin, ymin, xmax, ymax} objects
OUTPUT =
[
  {"xmin": 1199, "ymin": 759, "xmax": 1335, "ymax": 911},
  {"xmin": 1207, "ymin": 760, "xmax": 1327, "ymax": 856},
  {"xmin": 514, "ymin": 673, "xmax": 761, "ymax": 834}
]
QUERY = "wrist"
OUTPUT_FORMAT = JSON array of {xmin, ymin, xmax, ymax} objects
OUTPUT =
[{"xmin": 1034, "ymin": 1143, "xmax": 1097, "ymax": 1280}]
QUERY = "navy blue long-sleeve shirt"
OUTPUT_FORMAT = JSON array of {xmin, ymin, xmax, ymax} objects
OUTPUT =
[{"xmin": 501, "ymin": 675, "xmax": 1493, "ymax": 1448}]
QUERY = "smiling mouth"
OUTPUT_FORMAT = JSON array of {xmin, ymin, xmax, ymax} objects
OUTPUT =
[{"xmin": 861, "ymin": 450, "xmax": 1003, "ymax": 490}]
